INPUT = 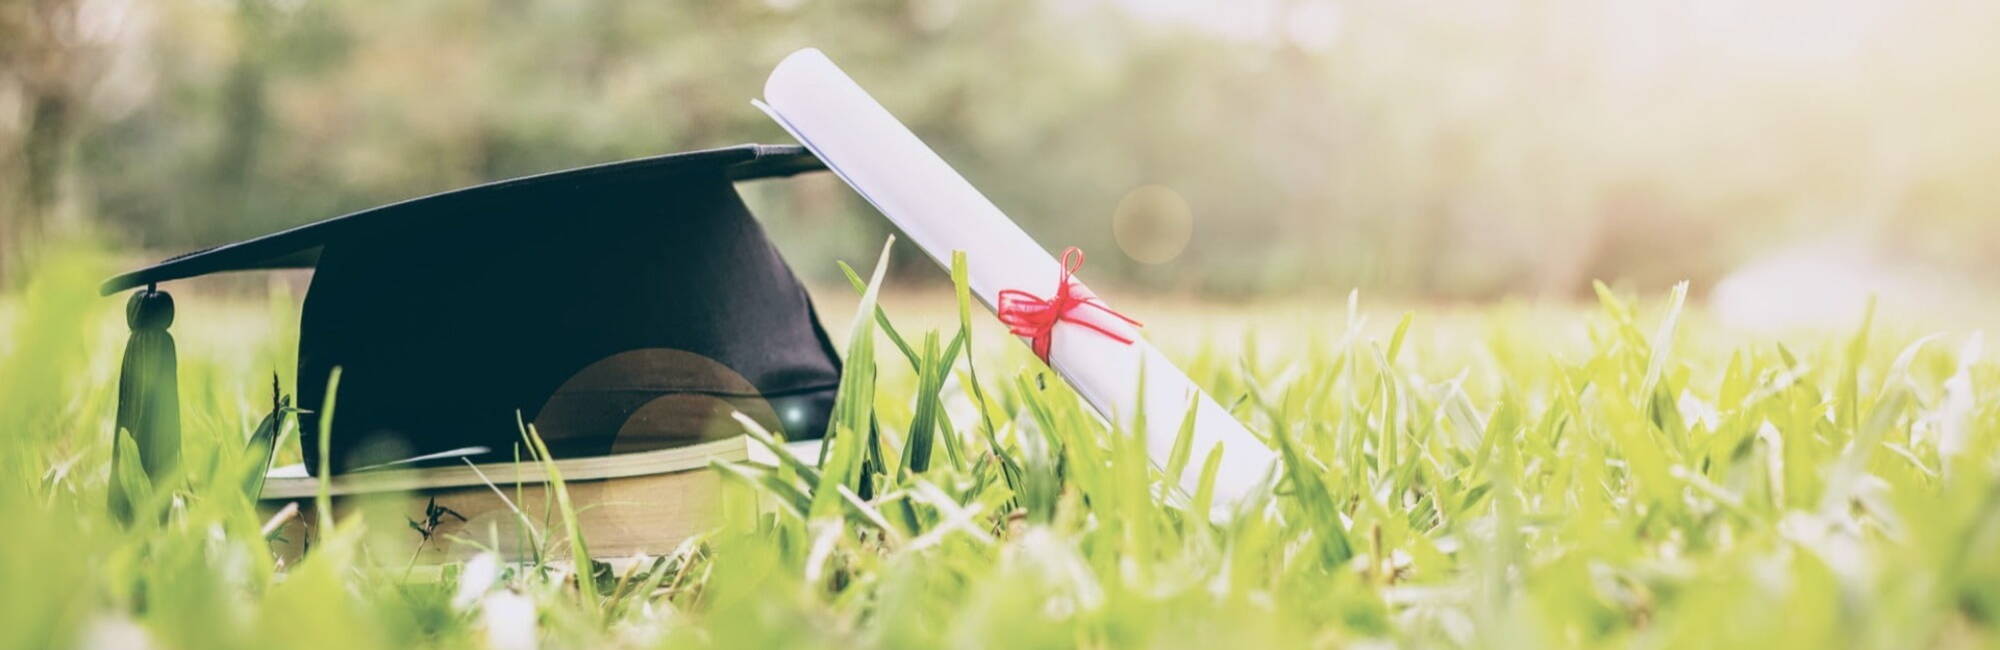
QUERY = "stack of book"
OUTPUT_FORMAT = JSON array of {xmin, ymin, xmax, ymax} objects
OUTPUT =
[{"xmin": 260, "ymin": 436, "xmax": 815, "ymax": 564}]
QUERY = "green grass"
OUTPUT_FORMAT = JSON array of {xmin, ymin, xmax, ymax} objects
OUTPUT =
[{"xmin": 2, "ymin": 243, "xmax": 1998, "ymax": 649}]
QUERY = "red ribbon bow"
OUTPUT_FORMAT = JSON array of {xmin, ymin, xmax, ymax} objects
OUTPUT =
[{"xmin": 996, "ymin": 247, "xmax": 1143, "ymax": 364}]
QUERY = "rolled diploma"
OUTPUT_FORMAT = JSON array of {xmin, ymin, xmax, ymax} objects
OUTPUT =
[{"xmin": 757, "ymin": 48, "xmax": 1275, "ymax": 507}]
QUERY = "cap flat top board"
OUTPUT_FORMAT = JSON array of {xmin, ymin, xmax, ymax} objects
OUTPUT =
[
  {"xmin": 102, "ymin": 144, "xmax": 822, "ymax": 293},
  {"xmin": 105, "ymin": 144, "xmax": 845, "ymax": 474}
]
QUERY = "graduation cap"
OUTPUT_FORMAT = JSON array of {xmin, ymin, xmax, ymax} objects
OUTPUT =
[{"xmin": 102, "ymin": 144, "xmax": 844, "ymax": 482}]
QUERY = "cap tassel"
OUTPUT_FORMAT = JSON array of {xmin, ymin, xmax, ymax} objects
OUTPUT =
[{"xmin": 110, "ymin": 286, "xmax": 181, "ymax": 521}]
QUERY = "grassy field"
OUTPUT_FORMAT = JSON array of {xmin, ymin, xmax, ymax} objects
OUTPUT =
[{"xmin": 3, "ymin": 244, "xmax": 1998, "ymax": 649}]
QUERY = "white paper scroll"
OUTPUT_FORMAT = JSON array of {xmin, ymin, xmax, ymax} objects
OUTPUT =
[{"xmin": 757, "ymin": 48, "xmax": 1275, "ymax": 508}]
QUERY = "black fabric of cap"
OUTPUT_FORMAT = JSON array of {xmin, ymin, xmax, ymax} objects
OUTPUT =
[{"xmin": 102, "ymin": 144, "xmax": 843, "ymax": 473}]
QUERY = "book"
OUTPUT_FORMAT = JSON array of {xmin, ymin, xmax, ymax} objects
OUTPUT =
[
  {"xmin": 260, "ymin": 436, "xmax": 820, "ymax": 564},
  {"xmin": 755, "ymin": 49, "xmax": 1275, "ymax": 511}
]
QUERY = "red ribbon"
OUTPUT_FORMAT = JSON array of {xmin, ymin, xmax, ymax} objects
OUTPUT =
[{"xmin": 996, "ymin": 247, "xmax": 1143, "ymax": 364}]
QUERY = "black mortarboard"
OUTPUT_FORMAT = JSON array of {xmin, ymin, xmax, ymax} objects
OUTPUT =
[{"xmin": 102, "ymin": 144, "xmax": 842, "ymax": 477}]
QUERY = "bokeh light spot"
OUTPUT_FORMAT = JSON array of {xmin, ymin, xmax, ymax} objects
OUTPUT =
[{"xmin": 1112, "ymin": 184, "xmax": 1194, "ymax": 265}]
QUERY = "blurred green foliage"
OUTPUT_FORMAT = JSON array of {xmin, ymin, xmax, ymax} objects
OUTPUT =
[{"xmin": 7, "ymin": 0, "xmax": 2000, "ymax": 297}]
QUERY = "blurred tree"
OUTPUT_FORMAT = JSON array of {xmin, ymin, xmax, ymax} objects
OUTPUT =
[
  {"xmin": 11, "ymin": 0, "xmax": 2000, "ymax": 297},
  {"xmin": 0, "ymin": 0, "xmax": 111, "ymax": 283}
]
